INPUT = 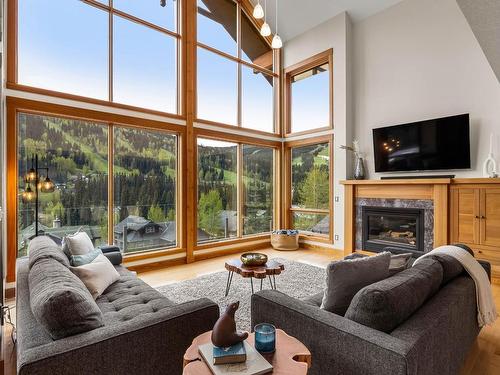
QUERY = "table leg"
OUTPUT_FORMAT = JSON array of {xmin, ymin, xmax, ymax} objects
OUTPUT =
[
  {"xmin": 268, "ymin": 275, "xmax": 273, "ymax": 289},
  {"xmin": 260, "ymin": 278, "xmax": 263, "ymax": 291},
  {"xmin": 273, "ymin": 274, "xmax": 277, "ymax": 290},
  {"xmin": 225, "ymin": 271, "xmax": 234, "ymax": 297},
  {"xmin": 250, "ymin": 277, "xmax": 254, "ymax": 294}
]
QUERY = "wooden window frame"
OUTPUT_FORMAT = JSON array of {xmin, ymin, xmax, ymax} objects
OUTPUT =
[
  {"xmin": 194, "ymin": 0, "xmax": 281, "ymax": 136},
  {"xmin": 5, "ymin": 97, "xmax": 186, "ymax": 282},
  {"xmin": 283, "ymin": 49, "xmax": 333, "ymax": 136},
  {"xmin": 284, "ymin": 135, "xmax": 334, "ymax": 243},
  {"xmin": 7, "ymin": 0, "xmax": 184, "ymax": 118},
  {"xmin": 193, "ymin": 128, "xmax": 281, "ymax": 250}
]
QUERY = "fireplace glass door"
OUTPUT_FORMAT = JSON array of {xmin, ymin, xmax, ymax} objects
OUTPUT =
[{"xmin": 362, "ymin": 207, "xmax": 424, "ymax": 253}]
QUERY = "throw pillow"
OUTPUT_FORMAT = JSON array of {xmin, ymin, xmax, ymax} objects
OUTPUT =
[
  {"xmin": 29, "ymin": 258, "xmax": 104, "ymax": 339},
  {"xmin": 320, "ymin": 252, "xmax": 391, "ymax": 315},
  {"xmin": 345, "ymin": 258, "xmax": 443, "ymax": 333},
  {"xmin": 70, "ymin": 254, "xmax": 120, "ymax": 299},
  {"xmin": 70, "ymin": 248, "xmax": 103, "ymax": 267},
  {"xmin": 389, "ymin": 253, "xmax": 413, "ymax": 275},
  {"xmin": 62, "ymin": 229, "xmax": 94, "ymax": 256}
]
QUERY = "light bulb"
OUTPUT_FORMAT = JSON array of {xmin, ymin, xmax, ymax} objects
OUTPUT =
[
  {"xmin": 253, "ymin": 3, "xmax": 264, "ymax": 19},
  {"xmin": 272, "ymin": 34, "xmax": 282, "ymax": 49},
  {"xmin": 260, "ymin": 22, "xmax": 271, "ymax": 37}
]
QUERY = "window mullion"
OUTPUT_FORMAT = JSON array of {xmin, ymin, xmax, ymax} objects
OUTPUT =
[
  {"xmin": 109, "ymin": 1, "xmax": 114, "ymax": 102},
  {"xmin": 237, "ymin": 143, "xmax": 243, "ymax": 237},
  {"xmin": 108, "ymin": 123, "xmax": 114, "ymax": 246}
]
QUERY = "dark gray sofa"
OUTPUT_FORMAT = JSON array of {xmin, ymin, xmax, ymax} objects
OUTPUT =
[
  {"xmin": 16, "ymin": 237, "xmax": 219, "ymax": 375},
  {"xmin": 252, "ymin": 254, "xmax": 489, "ymax": 375}
]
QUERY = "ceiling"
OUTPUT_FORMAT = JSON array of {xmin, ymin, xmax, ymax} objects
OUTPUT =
[{"xmin": 251, "ymin": 0, "xmax": 404, "ymax": 41}]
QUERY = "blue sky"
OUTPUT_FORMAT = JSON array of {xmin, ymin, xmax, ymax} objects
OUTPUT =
[{"xmin": 18, "ymin": 0, "xmax": 326, "ymax": 133}]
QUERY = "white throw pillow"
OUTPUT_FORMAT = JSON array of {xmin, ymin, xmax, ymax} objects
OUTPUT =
[
  {"xmin": 70, "ymin": 254, "xmax": 120, "ymax": 299},
  {"xmin": 63, "ymin": 230, "xmax": 94, "ymax": 256}
]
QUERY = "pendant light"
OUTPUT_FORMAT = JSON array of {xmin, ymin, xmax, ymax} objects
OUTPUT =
[
  {"xmin": 260, "ymin": 0, "xmax": 271, "ymax": 37},
  {"xmin": 271, "ymin": 0, "xmax": 282, "ymax": 49},
  {"xmin": 253, "ymin": 0, "xmax": 264, "ymax": 19}
]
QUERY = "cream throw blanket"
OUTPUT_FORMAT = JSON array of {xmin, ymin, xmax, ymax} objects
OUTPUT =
[{"xmin": 413, "ymin": 245, "xmax": 498, "ymax": 326}]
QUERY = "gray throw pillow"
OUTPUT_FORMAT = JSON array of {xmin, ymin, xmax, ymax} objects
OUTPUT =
[
  {"xmin": 70, "ymin": 248, "xmax": 103, "ymax": 267},
  {"xmin": 62, "ymin": 229, "xmax": 94, "ymax": 256},
  {"xmin": 29, "ymin": 258, "xmax": 104, "ymax": 339},
  {"xmin": 388, "ymin": 253, "xmax": 413, "ymax": 275},
  {"xmin": 345, "ymin": 258, "xmax": 443, "ymax": 333},
  {"xmin": 320, "ymin": 252, "xmax": 391, "ymax": 315}
]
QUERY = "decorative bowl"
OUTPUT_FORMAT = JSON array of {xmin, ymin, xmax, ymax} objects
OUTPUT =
[{"xmin": 241, "ymin": 253, "xmax": 268, "ymax": 266}]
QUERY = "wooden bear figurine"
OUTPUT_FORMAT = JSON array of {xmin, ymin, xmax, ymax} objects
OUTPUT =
[{"xmin": 211, "ymin": 301, "xmax": 248, "ymax": 347}]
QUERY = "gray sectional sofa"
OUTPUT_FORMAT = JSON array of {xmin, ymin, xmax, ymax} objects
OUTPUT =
[
  {"xmin": 252, "ymin": 252, "xmax": 490, "ymax": 375},
  {"xmin": 16, "ymin": 236, "xmax": 219, "ymax": 375}
]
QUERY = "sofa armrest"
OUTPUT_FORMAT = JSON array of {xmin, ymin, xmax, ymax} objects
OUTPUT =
[
  {"xmin": 18, "ymin": 298, "xmax": 219, "ymax": 375},
  {"xmin": 99, "ymin": 245, "xmax": 120, "ymax": 254},
  {"xmin": 251, "ymin": 290, "xmax": 413, "ymax": 375}
]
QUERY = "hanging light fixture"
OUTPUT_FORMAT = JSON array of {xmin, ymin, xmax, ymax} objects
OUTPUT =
[
  {"xmin": 271, "ymin": 0, "xmax": 282, "ymax": 49},
  {"xmin": 253, "ymin": 0, "xmax": 264, "ymax": 19},
  {"xmin": 260, "ymin": 0, "xmax": 271, "ymax": 37}
]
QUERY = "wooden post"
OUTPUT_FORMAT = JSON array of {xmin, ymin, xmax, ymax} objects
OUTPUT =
[
  {"xmin": 433, "ymin": 184, "xmax": 449, "ymax": 247},
  {"xmin": 343, "ymin": 184, "xmax": 355, "ymax": 256}
]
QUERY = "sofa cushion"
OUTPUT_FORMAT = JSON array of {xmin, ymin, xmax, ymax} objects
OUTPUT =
[
  {"xmin": 345, "ymin": 258, "xmax": 443, "ymax": 333},
  {"xmin": 28, "ymin": 236, "xmax": 70, "ymax": 269},
  {"xmin": 96, "ymin": 273, "xmax": 175, "ymax": 325},
  {"xmin": 321, "ymin": 252, "xmax": 391, "ymax": 315},
  {"xmin": 70, "ymin": 254, "xmax": 120, "ymax": 299},
  {"xmin": 426, "ymin": 254, "xmax": 464, "ymax": 284},
  {"xmin": 29, "ymin": 258, "xmax": 104, "ymax": 339}
]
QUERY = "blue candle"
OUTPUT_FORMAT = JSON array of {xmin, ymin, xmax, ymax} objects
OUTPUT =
[{"xmin": 254, "ymin": 323, "xmax": 276, "ymax": 353}]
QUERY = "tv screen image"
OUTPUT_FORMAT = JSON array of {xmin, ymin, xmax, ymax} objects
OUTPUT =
[{"xmin": 373, "ymin": 114, "xmax": 471, "ymax": 173}]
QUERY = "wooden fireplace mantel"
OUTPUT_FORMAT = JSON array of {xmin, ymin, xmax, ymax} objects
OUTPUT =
[{"xmin": 340, "ymin": 178, "xmax": 500, "ymax": 257}]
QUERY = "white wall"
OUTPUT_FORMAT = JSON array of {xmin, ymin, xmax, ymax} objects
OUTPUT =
[
  {"xmin": 283, "ymin": 12, "xmax": 353, "ymax": 250},
  {"xmin": 353, "ymin": 0, "xmax": 500, "ymax": 178}
]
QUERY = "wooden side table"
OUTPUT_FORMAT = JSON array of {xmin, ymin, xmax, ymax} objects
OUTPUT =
[
  {"xmin": 183, "ymin": 329, "xmax": 311, "ymax": 375},
  {"xmin": 224, "ymin": 259, "xmax": 285, "ymax": 296}
]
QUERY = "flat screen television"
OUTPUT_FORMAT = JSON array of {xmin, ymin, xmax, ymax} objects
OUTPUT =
[{"xmin": 373, "ymin": 114, "xmax": 471, "ymax": 173}]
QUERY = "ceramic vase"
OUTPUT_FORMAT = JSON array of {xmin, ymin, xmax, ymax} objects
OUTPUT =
[{"xmin": 354, "ymin": 157, "xmax": 365, "ymax": 180}]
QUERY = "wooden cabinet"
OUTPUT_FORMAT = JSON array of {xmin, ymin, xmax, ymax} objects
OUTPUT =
[{"xmin": 451, "ymin": 185, "xmax": 500, "ymax": 276}]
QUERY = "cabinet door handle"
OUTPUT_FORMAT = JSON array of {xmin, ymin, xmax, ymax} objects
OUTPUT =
[
  {"xmin": 475, "ymin": 216, "xmax": 480, "ymax": 219},
  {"xmin": 481, "ymin": 216, "xmax": 486, "ymax": 219},
  {"xmin": 478, "ymin": 250, "xmax": 483, "ymax": 254}
]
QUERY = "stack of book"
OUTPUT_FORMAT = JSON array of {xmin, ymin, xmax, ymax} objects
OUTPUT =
[{"xmin": 198, "ymin": 341, "xmax": 273, "ymax": 375}]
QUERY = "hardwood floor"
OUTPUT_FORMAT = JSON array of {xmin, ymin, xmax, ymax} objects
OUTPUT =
[{"xmin": 2, "ymin": 247, "xmax": 500, "ymax": 374}]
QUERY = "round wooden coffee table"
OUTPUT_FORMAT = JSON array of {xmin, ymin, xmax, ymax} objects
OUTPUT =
[
  {"xmin": 224, "ymin": 259, "xmax": 285, "ymax": 296},
  {"xmin": 183, "ymin": 329, "xmax": 311, "ymax": 375}
]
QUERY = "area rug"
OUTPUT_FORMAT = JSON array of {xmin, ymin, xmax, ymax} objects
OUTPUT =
[{"xmin": 156, "ymin": 258, "xmax": 326, "ymax": 331}]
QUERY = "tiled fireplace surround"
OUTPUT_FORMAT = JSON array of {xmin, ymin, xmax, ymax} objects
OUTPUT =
[
  {"xmin": 355, "ymin": 198, "xmax": 434, "ymax": 253},
  {"xmin": 341, "ymin": 179, "xmax": 450, "ymax": 256}
]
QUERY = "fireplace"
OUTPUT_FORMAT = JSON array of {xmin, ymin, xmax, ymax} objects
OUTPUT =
[{"xmin": 362, "ymin": 206, "xmax": 425, "ymax": 253}]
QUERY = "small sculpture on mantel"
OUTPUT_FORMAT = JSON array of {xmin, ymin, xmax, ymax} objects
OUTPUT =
[{"xmin": 211, "ymin": 301, "xmax": 248, "ymax": 348}]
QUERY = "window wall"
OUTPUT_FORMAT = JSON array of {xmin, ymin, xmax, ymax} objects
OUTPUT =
[
  {"xmin": 196, "ymin": 0, "xmax": 277, "ymax": 133},
  {"xmin": 197, "ymin": 138, "xmax": 275, "ymax": 243},
  {"xmin": 290, "ymin": 142, "xmax": 331, "ymax": 236},
  {"xmin": 16, "ymin": 111, "xmax": 179, "ymax": 256},
  {"xmin": 17, "ymin": 0, "xmax": 180, "ymax": 114}
]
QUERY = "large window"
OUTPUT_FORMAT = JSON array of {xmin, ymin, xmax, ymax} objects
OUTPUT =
[
  {"xmin": 289, "ymin": 141, "xmax": 331, "ymax": 237},
  {"xmin": 17, "ymin": 113, "xmax": 109, "ymax": 256},
  {"xmin": 16, "ymin": 112, "xmax": 179, "ymax": 256},
  {"xmin": 196, "ymin": 0, "xmax": 276, "ymax": 133},
  {"xmin": 197, "ymin": 138, "xmax": 274, "ymax": 243},
  {"xmin": 17, "ymin": 0, "xmax": 180, "ymax": 114},
  {"xmin": 285, "ymin": 51, "xmax": 332, "ymax": 135},
  {"xmin": 113, "ymin": 127, "xmax": 177, "ymax": 253}
]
